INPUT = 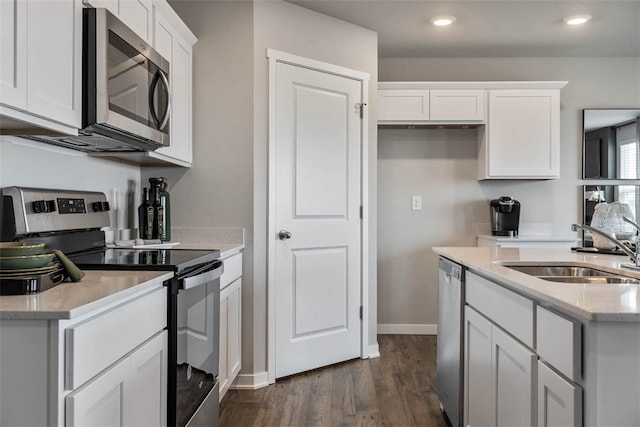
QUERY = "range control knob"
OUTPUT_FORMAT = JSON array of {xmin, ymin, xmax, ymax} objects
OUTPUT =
[
  {"xmin": 92, "ymin": 201, "xmax": 110, "ymax": 212},
  {"xmin": 45, "ymin": 200, "xmax": 57, "ymax": 213},
  {"xmin": 32, "ymin": 200, "xmax": 46, "ymax": 213}
]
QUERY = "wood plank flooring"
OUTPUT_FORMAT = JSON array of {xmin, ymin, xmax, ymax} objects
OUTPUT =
[{"xmin": 219, "ymin": 335, "xmax": 450, "ymax": 427}]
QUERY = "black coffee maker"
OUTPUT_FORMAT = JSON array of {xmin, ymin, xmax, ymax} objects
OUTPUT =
[{"xmin": 490, "ymin": 196, "xmax": 521, "ymax": 236}]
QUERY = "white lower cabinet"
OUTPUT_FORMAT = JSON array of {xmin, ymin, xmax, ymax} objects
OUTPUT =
[
  {"xmin": 219, "ymin": 251, "xmax": 243, "ymax": 401},
  {"xmin": 66, "ymin": 330, "xmax": 167, "ymax": 426},
  {"xmin": 537, "ymin": 361, "xmax": 582, "ymax": 427},
  {"xmin": 464, "ymin": 305, "xmax": 536, "ymax": 427},
  {"xmin": 462, "ymin": 268, "xmax": 584, "ymax": 427},
  {"xmin": 0, "ymin": 283, "xmax": 168, "ymax": 426}
]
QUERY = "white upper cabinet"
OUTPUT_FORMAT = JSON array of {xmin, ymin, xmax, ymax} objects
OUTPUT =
[
  {"xmin": 378, "ymin": 89, "xmax": 430, "ymax": 122},
  {"xmin": 150, "ymin": 3, "xmax": 195, "ymax": 166},
  {"xmin": 1, "ymin": 0, "xmax": 82, "ymax": 132},
  {"xmin": 429, "ymin": 89, "xmax": 485, "ymax": 121},
  {"xmin": 0, "ymin": 0, "xmax": 27, "ymax": 108},
  {"xmin": 378, "ymin": 82, "xmax": 486, "ymax": 124},
  {"xmin": 379, "ymin": 81, "xmax": 567, "ymax": 180},
  {"xmin": 479, "ymin": 88, "xmax": 562, "ymax": 179},
  {"xmin": 83, "ymin": 0, "xmax": 152, "ymax": 42}
]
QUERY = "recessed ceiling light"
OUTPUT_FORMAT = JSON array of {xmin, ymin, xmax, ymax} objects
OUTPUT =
[
  {"xmin": 563, "ymin": 14, "xmax": 592, "ymax": 26},
  {"xmin": 431, "ymin": 15, "xmax": 456, "ymax": 27}
]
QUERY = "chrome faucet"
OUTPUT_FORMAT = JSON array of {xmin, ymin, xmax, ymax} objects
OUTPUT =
[{"xmin": 571, "ymin": 223, "xmax": 640, "ymax": 267}]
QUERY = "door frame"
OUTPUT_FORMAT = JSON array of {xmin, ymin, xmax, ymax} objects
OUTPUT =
[{"xmin": 266, "ymin": 49, "xmax": 370, "ymax": 384}]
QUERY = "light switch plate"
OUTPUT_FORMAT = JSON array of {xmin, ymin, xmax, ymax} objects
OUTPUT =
[{"xmin": 412, "ymin": 195, "xmax": 422, "ymax": 211}]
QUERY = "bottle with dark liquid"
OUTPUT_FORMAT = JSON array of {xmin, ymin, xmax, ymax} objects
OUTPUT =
[
  {"xmin": 149, "ymin": 177, "xmax": 170, "ymax": 241},
  {"xmin": 151, "ymin": 186, "xmax": 165, "ymax": 240},
  {"xmin": 138, "ymin": 188, "xmax": 154, "ymax": 239}
]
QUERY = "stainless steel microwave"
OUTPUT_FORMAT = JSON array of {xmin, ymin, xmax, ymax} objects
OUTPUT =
[{"xmin": 82, "ymin": 8, "xmax": 170, "ymax": 151}]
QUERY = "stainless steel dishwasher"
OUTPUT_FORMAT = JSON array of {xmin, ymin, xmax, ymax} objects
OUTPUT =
[{"xmin": 436, "ymin": 257, "xmax": 464, "ymax": 427}]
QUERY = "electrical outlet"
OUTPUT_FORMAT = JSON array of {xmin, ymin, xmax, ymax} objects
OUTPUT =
[{"xmin": 411, "ymin": 195, "xmax": 422, "ymax": 211}]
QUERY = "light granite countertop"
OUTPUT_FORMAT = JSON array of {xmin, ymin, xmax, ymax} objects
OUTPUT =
[
  {"xmin": 433, "ymin": 246, "xmax": 640, "ymax": 322},
  {"xmin": 0, "ymin": 270, "xmax": 172, "ymax": 320},
  {"xmin": 170, "ymin": 227, "xmax": 244, "ymax": 258}
]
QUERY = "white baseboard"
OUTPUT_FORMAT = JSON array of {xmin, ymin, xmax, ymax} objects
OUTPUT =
[
  {"xmin": 230, "ymin": 371, "xmax": 269, "ymax": 390},
  {"xmin": 377, "ymin": 323, "xmax": 437, "ymax": 335}
]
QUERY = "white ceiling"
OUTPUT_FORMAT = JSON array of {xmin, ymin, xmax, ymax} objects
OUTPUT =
[{"xmin": 285, "ymin": 0, "xmax": 640, "ymax": 58}]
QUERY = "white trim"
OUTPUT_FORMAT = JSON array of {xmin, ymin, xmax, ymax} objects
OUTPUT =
[
  {"xmin": 231, "ymin": 372, "xmax": 269, "ymax": 390},
  {"xmin": 267, "ymin": 49, "xmax": 370, "ymax": 82},
  {"xmin": 378, "ymin": 81, "xmax": 568, "ymax": 90},
  {"xmin": 365, "ymin": 344, "xmax": 380, "ymax": 359},
  {"xmin": 377, "ymin": 324, "xmax": 438, "ymax": 335},
  {"xmin": 266, "ymin": 49, "xmax": 370, "ymax": 384}
]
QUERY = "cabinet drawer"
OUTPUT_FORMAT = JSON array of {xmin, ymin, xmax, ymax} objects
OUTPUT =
[
  {"xmin": 221, "ymin": 253, "xmax": 242, "ymax": 289},
  {"xmin": 65, "ymin": 287, "xmax": 166, "ymax": 390},
  {"xmin": 537, "ymin": 306, "xmax": 581, "ymax": 381},
  {"xmin": 466, "ymin": 271, "xmax": 534, "ymax": 347}
]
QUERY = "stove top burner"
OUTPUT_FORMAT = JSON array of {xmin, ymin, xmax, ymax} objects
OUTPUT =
[{"xmin": 68, "ymin": 248, "xmax": 220, "ymax": 275}]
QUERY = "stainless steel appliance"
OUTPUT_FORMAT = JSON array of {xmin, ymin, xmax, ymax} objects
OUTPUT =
[
  {"xmin": 490, "ymin": 196, "xmax": 521, "ymax": 237},
  {"xmin": 25, "ymin": 9, "xmax": 171, "ymax": 152},
  {"xmin": 436, "ymin": 257, "xmax": 464, "ymax": 427},
  {"xmin": 1, "ymin": 187, "xmax": 221, "ymax": 427}
]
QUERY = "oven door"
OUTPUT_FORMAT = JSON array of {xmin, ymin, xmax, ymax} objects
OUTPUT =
[{"xmin": 170, "ymin": 260, "xmax": 223, "ymax": 427}]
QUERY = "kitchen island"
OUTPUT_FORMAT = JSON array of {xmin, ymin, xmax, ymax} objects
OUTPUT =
[{"xmin": 434, "ymin": 246, "xmax": 640, "ymax": 427}]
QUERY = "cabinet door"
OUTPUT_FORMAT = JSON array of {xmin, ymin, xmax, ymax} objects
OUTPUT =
[
  {"xmin": 484, "ymin": 89, "xmax": 560, "ymax": 178},
  {"xmin": 430, "ymin": 90, "xmax": 485, "ymax": 121},
  {"xmin": 465, "ymin": 306, "xmax": 494, "ymax": 427},
  {"xmin": 538, "ymin": 361, "xmax": 582, "ymax": 427},
  {"xmin": 493, "ymin": 326, "xmax": 536, "ymax": 426},
  {"xmin": 152, "ymin": 7, "xmax": 193, "ymax": 166},
  {"xmin": 227, "ymin": 278, "xmax": 242, "ymax": 381},
  {"xmin": 129, "ymin": 331, "xmax": 168, "ymax": 427},
  {"xmin": 83, "ymin": 0, "xmax": 152, "ymax": 42},
  {"xmin": 0, "ymin": 0, "xmax": 27, "ymax": 108},
  {"xmin": 66, "ymin": 357, "xmax": 131, "ymax": 426},
  {"xmin": 378, "ymin": 89, "xmax": 430, "ymax": 122},
  {"xmin": 218, "ymin": 290, "xmax": 230, "ymax": 400},
  {"xmin": 26, "ymin": 0, "xmax": 82, "ymax": 128}
]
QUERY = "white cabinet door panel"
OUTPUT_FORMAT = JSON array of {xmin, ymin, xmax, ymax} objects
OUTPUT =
[
  {"xmin": 66, "ymin": 357, "xmax": 130, "ymax": 427},
  {"xmin": 430, "ymin": 89, "xmax": 485, "ymax": 121},
  {"xmin": 26, "ymin": 0, "xmax": 82, "ymax": 128},
  {"xmin": 128, "ymin": 331, "xmax": 168, "ymax": 427},
  {"xmin": 465, "ymin": 306, "xmax": 494, "ymax": 427},
  {"xmin": 0, "ymin": 0, "xmax": 27, "ymax": 108},
  {"xmin": 538, "ymin": 361, "xmax": 582, "ymax": 427},
  {"xmin": 378, "ymin": 89, "xmax": 430, "ymax": 121},
  {"xmin": 485, "ymin": 89, "xmax": 559, "ymax": 178},
  {"xmin": 493, "ymin": 326, "xmax": 536, "ymax": 426}
]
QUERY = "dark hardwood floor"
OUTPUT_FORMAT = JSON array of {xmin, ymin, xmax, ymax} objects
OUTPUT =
[{"xmin": 219, "ymin": 335, "xmax": 450, "ymax": 427}]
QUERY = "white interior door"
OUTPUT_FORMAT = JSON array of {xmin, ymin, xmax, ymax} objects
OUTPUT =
[{"xmin": 273, "ymin": 60, "xmax": 363, "ymax": 379}]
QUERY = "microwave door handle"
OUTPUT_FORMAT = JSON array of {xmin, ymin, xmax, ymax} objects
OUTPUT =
[
  {"xmin": 148, "ymin": 70, "xmax": 162, "ymax": 128},
  {"xmin": 157, "ymin": 70, "xmax": 171, "ymax": 131}
]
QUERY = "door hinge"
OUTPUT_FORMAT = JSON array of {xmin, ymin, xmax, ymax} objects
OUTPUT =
[
  {"xmin": 359, "ymin": 306, "xmax": 363, "ymax": 320},
  {"xmin": 359, "ymin": 205, "xmax": 363, "ymax": 219},
  {"xmin": 356, "ymin": 102, "xmax": 367, "ymax": 119}
]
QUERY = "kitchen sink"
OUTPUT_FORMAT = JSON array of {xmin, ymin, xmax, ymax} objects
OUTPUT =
[
  {"xmin": 501, "ymin": 263, "xmax": 640, "ymax": 284},
  {"xmin": 506, "ymin": 264, "xmax": 614, "ymax": 277}
]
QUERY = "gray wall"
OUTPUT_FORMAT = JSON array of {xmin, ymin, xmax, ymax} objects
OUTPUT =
[
  {"xmin": 149, "ymin": 0, "xmax": 256, "ymax": 370},
  {"xmin": 160, "ymin": 0, "xmax": 379, "ymax": 381},
  {"xmin": 0, "ymin": 137, "xmax": 141, "ymax": 230},
  {"xmin": 377, "ymin": 57, "xmax": 640, "ymax": 329}
]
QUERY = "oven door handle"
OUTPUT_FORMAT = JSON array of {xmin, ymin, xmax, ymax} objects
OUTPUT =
[{"xmin": 181, "ymin": 261, "xmax": 223, "ymax": 290}]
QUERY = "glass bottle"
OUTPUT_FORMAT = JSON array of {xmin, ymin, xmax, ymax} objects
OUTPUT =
[
  {"xmin": 138, "ymin": 188, "xmax": 155, "ymax": 239},
  {"xmin": 150, "ymin": 183, "xmax": 164, "ymax": 240}
]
